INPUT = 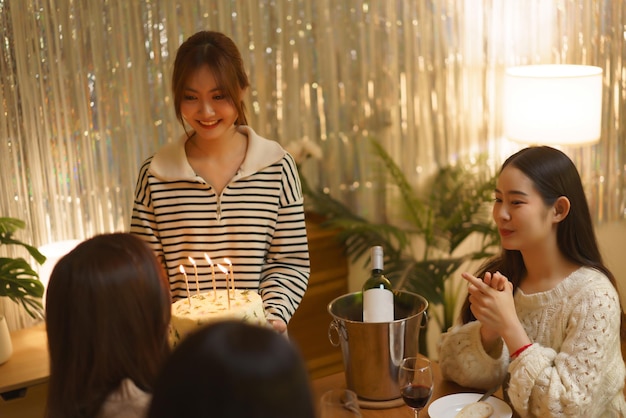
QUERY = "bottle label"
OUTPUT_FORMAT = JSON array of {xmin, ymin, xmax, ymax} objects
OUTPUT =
[{"xmin": 363, "ymin": 288, "xmax": 394, "ymax": 322}]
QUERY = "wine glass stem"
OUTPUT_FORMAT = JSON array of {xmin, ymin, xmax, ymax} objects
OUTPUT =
[{"xmin": 413, "ymin": 408, "xmax": 419, "ymax": 418}]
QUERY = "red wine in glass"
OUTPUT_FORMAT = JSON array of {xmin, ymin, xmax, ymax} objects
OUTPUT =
[
  {"xmin": 401, "ymin": 383, "xmax": 432, "ymax": 409},
  {"xmin": 398, "ymin": 356, "xmax": 434, "ymax": 417}
]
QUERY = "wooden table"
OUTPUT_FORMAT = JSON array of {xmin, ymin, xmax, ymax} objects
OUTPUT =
[
  {"xmin": 310, "ymin": 364, "xmax": 518, "ymax": 418},
  {"xmin": 0, "ymin": 323, "xmax": 49, "ymax": 418},
  {"xmin": 0, "ymin": 323, "xmax": 48, "ymax": 394},
  {"xmin": 2, "ymin": 324, "xmax": 519, "ymax": 418}
]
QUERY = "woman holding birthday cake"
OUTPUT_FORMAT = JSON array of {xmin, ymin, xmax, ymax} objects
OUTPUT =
[{"xmin": 130, "ymin": 30, "xmax": 310, "ymax": 333}]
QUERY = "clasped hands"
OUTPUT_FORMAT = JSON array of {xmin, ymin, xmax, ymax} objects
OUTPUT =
[{"xmin": 462, "ymin": 271, "xmax": 517, "ymax": 337}]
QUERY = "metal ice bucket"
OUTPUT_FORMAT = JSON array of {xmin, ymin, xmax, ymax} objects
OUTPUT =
[{"xmin": 327, "ymin": 290, "xmax": 428, "ymax": 402}]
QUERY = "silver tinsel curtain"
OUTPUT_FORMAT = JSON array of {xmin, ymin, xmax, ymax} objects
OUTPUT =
[{"xmin": 1, "ymin": 0, "xmax": 625, "ymax": 325}]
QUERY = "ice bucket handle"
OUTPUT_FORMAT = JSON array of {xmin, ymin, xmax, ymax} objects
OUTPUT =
[
  {"xmin": 327, "ymin": 319, "xmax": 346, "ymax": 347},
  {"xmin": 420, "ymin": 310, "xmax": 429, "ymax": 329}
]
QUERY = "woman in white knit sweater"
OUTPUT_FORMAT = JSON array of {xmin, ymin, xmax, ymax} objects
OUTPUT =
[{"xmin": 439, "ymin": 146, "xmax": 626, "ymax": 417}]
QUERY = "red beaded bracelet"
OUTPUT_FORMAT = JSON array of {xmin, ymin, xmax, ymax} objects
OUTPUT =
[{"xmin": 510, "ymin": 343, "xmax": 533, "ymax": 359}]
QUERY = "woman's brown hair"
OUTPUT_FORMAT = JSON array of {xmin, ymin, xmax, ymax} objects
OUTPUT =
[
  {"xmin": 172, "ymin": 30, "xmax": 250, "ymax": 135},
  {"xmin": 45, "ymin": 233, "xmax": 171, "ymax": 418}
]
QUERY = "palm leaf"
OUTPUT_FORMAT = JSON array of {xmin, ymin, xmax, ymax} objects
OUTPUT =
[
  {"xmin": 301, "ymin": 142, "xmax": 499, "ymax": 354},
  {"xmin": 369, "ymin": 139, "xmax": 427, "ymax": 232},
  {"xmin": 0, "ymin": 217, "xmax": 47, "ymax": 319}
]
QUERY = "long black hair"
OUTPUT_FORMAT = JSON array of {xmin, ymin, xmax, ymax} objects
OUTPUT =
[{"xmin": 461, "ymin": 146, "xmax": 619, "ymax": 324}]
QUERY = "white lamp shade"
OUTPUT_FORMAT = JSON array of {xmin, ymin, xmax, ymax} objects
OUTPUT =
[
  {"xmin": 503, "ymin": 64, "xmax": 603, "ymax": 145},
  {"xmin": 38, "ymin": 239, "xmax": 82, "ymax": 304}
]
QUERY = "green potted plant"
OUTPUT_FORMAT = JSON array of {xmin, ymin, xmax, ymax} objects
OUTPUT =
[
  {"xmin": 0, "ymin": 217, "xmax": 46, "ymax": 320},
  {"xmin": 303, "ymin": 139, "xmax": 500, "ymax": 354}
]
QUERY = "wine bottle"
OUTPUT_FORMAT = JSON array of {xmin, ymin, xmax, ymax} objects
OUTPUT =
[{"xmin": 362, "ymin": 245, "xmax": 394, "ymax": 322}]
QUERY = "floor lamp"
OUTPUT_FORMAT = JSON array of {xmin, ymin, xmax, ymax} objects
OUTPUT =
[
  {"xmin": 502, "ymin": 64, "xmax": 604, "ymax": 226},
  {"xmin": 503, "ymin": 64, "xmax": 603, "ymax": 146}
]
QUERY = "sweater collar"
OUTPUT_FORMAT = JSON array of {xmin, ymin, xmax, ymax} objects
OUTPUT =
[{"xmin": 149, "ymin": 125, "xmax": 285, "ymax": 181}]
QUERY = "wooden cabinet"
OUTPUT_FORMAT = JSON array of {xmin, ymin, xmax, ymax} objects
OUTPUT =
[
  {"xmin": 0, "ymin": 382, "xmax": 47, "ymax": 418},
  {"xmin": 288, "ymin": 215, "xmax": 349, "ymax": 379}
]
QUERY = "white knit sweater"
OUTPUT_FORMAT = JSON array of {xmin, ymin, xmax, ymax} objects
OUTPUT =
[
  {"xmin": 439, "ymin": 267, "xmax": 626, "ymax": 418},
  {"xmin": 97, "ymin": 379, "xmax": 150, "ymax": 418}
]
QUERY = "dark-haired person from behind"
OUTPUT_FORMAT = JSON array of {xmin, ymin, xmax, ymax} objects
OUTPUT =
[
  {"xmin": 148, "ymin": 321, "xmax": 316, "ymax": 418},
  {"xmin": 45, "ymin": 233, "xmax": 171, "ymax": 418}
]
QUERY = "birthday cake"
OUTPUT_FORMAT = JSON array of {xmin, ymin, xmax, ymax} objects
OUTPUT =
[{"xmin": 169, "ymin": 289, "xmax": 267, "ymax": 346}]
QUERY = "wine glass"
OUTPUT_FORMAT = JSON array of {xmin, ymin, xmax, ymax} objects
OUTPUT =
[
  {"xmin": 398, "ymin": 356, "xmax": 434, "ymax": 418},
  {"xmin": 319, "ymin": 389, "xmax": 362, "ymax": 418}
]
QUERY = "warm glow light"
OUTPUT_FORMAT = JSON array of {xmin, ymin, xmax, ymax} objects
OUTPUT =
[
  {"xmin": 38, "ymin": 240, "xmax": 82, "ymax": 305},
  {"xmin": 503, "ymin": 65, "xmax": 603, "ymax": 146}
]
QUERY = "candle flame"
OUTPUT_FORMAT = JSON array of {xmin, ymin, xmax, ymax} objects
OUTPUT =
[
  {"xmin": 188, "ymin": 256, "xmax": 196, "ymax": 266},
  {"xmin": 224, "ymin": 257, "xmax": 232, "ymax": 266},
  {"xmin": 179, "ymin": 264, "xmax": 191, "ymax": 307},
  {"xmin": 204, "ymin": 253, "xmax": 212, "ymax": 265},
  {"xmin": 216, "ymin": 263, "xmax": 231, "ymax": 309}
]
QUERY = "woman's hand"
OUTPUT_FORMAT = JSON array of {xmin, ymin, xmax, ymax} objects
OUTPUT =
[
  {"xmin": 482, "ymin": 271, "xmax": 507, "ymax": 291},
  {"xmin": 462, "ymin": 271, "xmax": 530, "ymax": 355},
  {"xmin": 269, "ymin": 319, "xmax": 287, "ymax": 333},
  {"xmin": 463, "ymin": 271, "xmax": 515, "ymax": 330}
]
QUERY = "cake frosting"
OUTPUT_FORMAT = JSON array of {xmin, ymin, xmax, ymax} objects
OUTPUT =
[{"xmin": 169, "ymin": 289, "xmax": 267, "ymax": 346}]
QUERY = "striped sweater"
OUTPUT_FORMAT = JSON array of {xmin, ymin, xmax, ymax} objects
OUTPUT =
[{"xmin": 130, "ymin": 126, "xmax": 310, "ymax": 324}]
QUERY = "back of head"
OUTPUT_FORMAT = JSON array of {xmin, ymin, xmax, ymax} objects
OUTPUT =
[
  {"xmin": 148, "ymin": 321, "xmax": 316, "ymax": 418},
  {"xmin": 172, "ymin": 30, "xmax": 250, "ymax": 128},
  {"xmin": 45, "ymin": 233, "xmax": 171, "ymax": 418}
]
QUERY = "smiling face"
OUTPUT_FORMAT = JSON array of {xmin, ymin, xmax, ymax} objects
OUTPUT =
[
  {"xmin": 179, "ymin": 65, "xmax": 243, "ymax": 142},
  {"xmin": 493, "ymin": 165, "xmax": 559, "ymax": 253}
]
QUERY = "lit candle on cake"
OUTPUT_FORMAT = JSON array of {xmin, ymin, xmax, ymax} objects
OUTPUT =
[
  {"xmin": 204, "ymin": 253, "xmax": 217, "ymax": 301},
  {"xmin": 217, "ymin": 264, "xmax": 231, "ymax": 310},
  {"xmin": 224, "ymin": 258, "xmax": 235, "ymax": 297},
  {"xmin": 187, "ymin": 256, "xmax": 200, "ymax": 295},
  {"xmin": 178, "ymin": 264, "xmax": 192, "ymax": 308}
]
